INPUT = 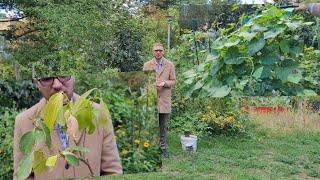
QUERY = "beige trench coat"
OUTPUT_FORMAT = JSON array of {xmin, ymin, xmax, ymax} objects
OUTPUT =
[
  {"xmin": 143, "ymin": 58, "xmax": 176, "ymax": 113},
  {"xmin": 13, "ymin": 94, "xmax": 123, "ymax": 180}
]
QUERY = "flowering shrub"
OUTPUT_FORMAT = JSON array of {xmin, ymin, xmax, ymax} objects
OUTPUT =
[{"xmin": 197, "ymin": 105, "xmax": 248, "ymax": 136}]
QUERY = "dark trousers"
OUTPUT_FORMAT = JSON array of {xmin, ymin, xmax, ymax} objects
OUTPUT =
[{"xmin": 159, "ymin": 113, "xmax": 169, "ymax": 150}]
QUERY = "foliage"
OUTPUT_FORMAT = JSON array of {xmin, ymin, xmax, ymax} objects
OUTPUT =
[
  {"xmin": 182, "ymin": 6, "xmax": 319, "ymax": 97},
  {"xmin": 242, "ymin": 96, "xmax": 291, "ymax": 107},
  {"xmin": 17, "ymin": 89, "xmax": 110, "ymax": 179},
  {"xmin": 0, "ymin": 107, "xmax": 20, "ymax": 180},
  {"xmin": 0, "ymin": 79, "xmax": 41, "ymax": 109}
]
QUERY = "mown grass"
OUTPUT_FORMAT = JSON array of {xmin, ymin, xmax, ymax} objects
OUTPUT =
[{"xmin": 93, "ymin": 111, "xmax": 320, "ymax": 180}]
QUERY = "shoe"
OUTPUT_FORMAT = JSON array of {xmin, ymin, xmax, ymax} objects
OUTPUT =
[{"xmin": 161, "ymin": 149, "xmax": 169, "ymax": 158}]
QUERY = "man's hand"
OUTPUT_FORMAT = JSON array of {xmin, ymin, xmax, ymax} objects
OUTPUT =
[
  {"xmin": 293, "ymin": 2, "xmax": 308, "ymax": 11},
  {"xmin": 155, "ymin": 81, "xmax": 165, "ymax": 87}
]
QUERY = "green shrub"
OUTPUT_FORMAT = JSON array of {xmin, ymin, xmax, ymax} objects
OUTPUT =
[{"xmin": 0, "ymin": 107, "xmax": 21, "ymax": 180}]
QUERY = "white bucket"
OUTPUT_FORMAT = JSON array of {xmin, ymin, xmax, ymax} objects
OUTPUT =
[{"xmin": 180, "ymin": 135, "xmax": 197, "ymax": 152}]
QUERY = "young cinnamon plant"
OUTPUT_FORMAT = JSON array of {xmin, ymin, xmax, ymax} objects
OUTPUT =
[{"xmin": 17, "ymin": 88, "xmax": 111, "ymax": 180}]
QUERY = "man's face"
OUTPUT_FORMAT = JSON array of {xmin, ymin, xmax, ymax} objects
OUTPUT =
[
  {"xmin": 152, "ymin": 45, "xmax": 164, "ymax": 61},
  {"xmin": 33, "ymin": 75, "xmax": 75, "ymax": 103}
]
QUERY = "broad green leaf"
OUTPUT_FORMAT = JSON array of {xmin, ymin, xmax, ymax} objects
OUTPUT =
[
  {"xmin": 260, "ymin": 66, "xmax": 271, "ymax": 78},
  {"xmin": 65, "ymin": 154, "xmax": 80, "ymax": 166},
  {"xmin": 304, "ymin": 22, "xmax": 314, "ymax": 26},
  {"xmin": 46, "ymin": 155, "xmax": 58, "ymax": 167},
  {"xmin": 193, "ymin": 80, "xmax": 204, "ymax": 91},
  {"xmin": 55, "ymin": 107, "xmax": 65, "ymax": 126},
  {"xmin": 33, "ymin": 151, "xmax": 47, "ymax": 174},
  {"xmin": 275, "ymin": 67, "xmax": 291, "ymax": 82},
  {"xmin": 285, "ymin": 20, "xmax": 302, "ymax": 30},
  {"xmin": 280, "ymin": 39, "xmax": 290, "ymax": 53},
  {"xmin": 66, "ymin": 146, "xmax": 90, "ymax": 153},
  {"xmin": 210, "ymin": 85, "xmax": 231, "ymax": 97},
  {"xmin": 88, "ymin": 120, "xmax": 96, "ymax": 135},
  {"xmin": 98, "ymin": 99, "xmax": 111, "ymax": 128},
  {"xmin": 253, "ymin": 67, "xmax": 263, "ymax": 79},
  {"xmin": 19, "ymin": 131, "xmax": 35, "ymax": 155},
  {"xmin": 247, "ymin": 37, "xmax": 265, "ymax": 55},
  {"xmin": 264, "ymin": 26, "xmax": 286, "ymax": 39},
  {"xmin": 224, "ymin": 47, "xmax": 245, "ymax": 65},
  {"xmin": 238, "ymin": 30, "xmax": 257, "ymax": 41},
  {"xmin": 183, "ymin": 69, "xmax": 197, "ymax": 78},
  {"xmin": 212, "ymin": 38, "xmax": 225, "ymax": 49},
  {"xmin": 251, "ymin": 24, "xmax": 268, "ymax": 32},
  {"xmin": 75, "ymin": 100, "xmax": 93, "ymax": 129},
  {"xmin": 235, "ymin": 80, "xmax": 249, "ymax": 90},
  {"xmin": 300, "ymin": 90, "xmax": 318, "ymax": 96},
  {"xmin": 211, "ymin": 59, "xmax": 224, "ymax": 76},
  {"xmin": 288, "ymin": 73, "xmax": 302, "ymax": 84},
  {"xmin": 184, "ymin": 79, "xmax": 193, "ymax": 85},
  {"xmin": 44, "ymin": 92, "xmax": 64, "ymax": 131},
  {"xmin": 206, "ymin": 50, "xmax": 220, "ymax": 61},
  {"xmin": 261, "ymin": 52, "xmax": 279, "ymax": 65},
  {"xmin": 290, "ymin": 46, "xmax": 303, "ymax": 54},
  {"xmin": 71, "ymin": 88, "xmax": 96, "ymax": 115},
  {"xmin": 225, "ymin": 37, "xmax": 240, "ymax": 47},
  {"xmin": 34, "ymin": 130, "xmax": 44, "ymax": 144},
  {"xmin": 40, "ymin": 121, "xmax": 51, "ymax": 149},
  {"xmin": 18, "ymin": 152, "xmax": 34, "ymax": 180}
]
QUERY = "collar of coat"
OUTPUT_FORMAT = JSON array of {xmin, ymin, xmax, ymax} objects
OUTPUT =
[{"xmin": 150, "ymin": 58, "xmax": 168, "ymax": 75}]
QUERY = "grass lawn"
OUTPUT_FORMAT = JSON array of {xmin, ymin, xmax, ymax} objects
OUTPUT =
[{"xmin": 96, "ymin": 112, "xmax": 320, "ymax": 180}]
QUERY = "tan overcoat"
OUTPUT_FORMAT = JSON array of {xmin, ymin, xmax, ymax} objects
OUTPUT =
[
  {"xmin": 13, "ymin": 94, "xmax": 123, "ymax": 180},
  {"xmin": 143, "ymin": 58, "xmax": 176, "ymax": 113}
]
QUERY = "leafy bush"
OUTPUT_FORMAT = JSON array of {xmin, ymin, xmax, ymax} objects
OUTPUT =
[{"xmin": 0, "ymin": 107, "xmax": 21, "ymax": 180}]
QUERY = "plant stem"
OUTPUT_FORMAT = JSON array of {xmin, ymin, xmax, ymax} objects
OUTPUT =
[{"xmin": 79, "ymin": 157, "xmax": 94, "ymax": 176}]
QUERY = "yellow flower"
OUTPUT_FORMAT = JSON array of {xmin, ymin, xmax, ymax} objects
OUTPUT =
[
  {"xmin": 143, "ymin": 142, "xmax": 150, "ymax": 148},
  {"xmin": 219, "ymin": 116, "xmax": 224, "ymax": 119},
  {"xmin": 201, "ymin": 117, "xmax": 207, "ymax": 121},
  {"xmin": 226, "ymin": 116, "xmax": 233, "ymax": 122},
  {"xmin": 220, "ymin": 122, "xmax": 224, "ymax": 127},
  {"xmin": 214, "ymin": 120, "xmax": 219, "ymax": 124},
  {"xmin": 207, "ymin": 106, "xmax": 212, "ymax": 110},
  {"xmin": 121, "ymin": 131, "xmax": 125, "ymax": 135},
  {"xmin": 114, "ymin": 135, "xmax": 117, "ymax": 139},
  {"xmin": 134, "ymin": 139, "xmax": 140, "ymax": 144},
  {"xmin": 122, "ymin": 149, "xmax": 128, "ymax": 155},
  {"xmin": 134, "ymin": 124, "xmax": 138, "ymax": 128},
  {"xmin": 211, "ymin": 113, "xmax": 216, "ymax": 118},
  {"xmin": 207, "ymin": 119, "xmax": 211, "ymax": 123},
  {"xmin": 116, "ymin": 129, "xmax": 121, "ymax": 133},
  {"xmin": 236, "ymin": 121, "xmax": 241, "ymax": 128}
]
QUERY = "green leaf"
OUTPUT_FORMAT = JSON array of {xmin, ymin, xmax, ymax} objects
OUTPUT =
[
  {"xmin": 33, "ymin": 151, "xmax": 47, "ymax": 174},
  {"xmin": 18, "ymin": 152, "xmax": 34, "ymax": 180},
  {"xmin": 280, "ymin": 39, "xmax": 290, "ymax": 53},
  {"xmin": 225, "ymin": 37, "xmax": 240, "ymax": 47},
  {"xmin": 75, "ymin": 100, "xmax": 93, "ymax": 129},
  {"xmin": 98, "ymin": 99, "xmax": 111, "ymax": 128},
  {"xmin": 210, "ymin": 85, "xmax": 231, "ymax": 97},
  {"xmin": 206, "ymin": 50, "xmax": 220, "ymax": 61},
  {"xmin": 55, "ymin": 107, "xmax": 65, "ymax": 126},
  {"xmin": 247, "ymin": 37, "xmax": 265, "ymax": 55},
  {"xmin": 193, "ymin": 80, "xmax": 204, "ymax": 91},
  {"xmin": 65, "ymin": 154, "xmax": 80, "ymax": 166},
  {"xmin": 253, "ymin": 67, "xmax": 263, "ymax": 79},
  {"xmin": 71, "ymin": 88, "xmax": 96, "ymax": 115},
  {"xmin": 275, "ymin": 67, "xmax": 291, "ymax": 82},
  {"xmin": 19, "ymin": 131, "xmax": 35, "ymax": 155},
  {"xmin": 299, "ymin": 90, "xmax": 318, "ymax": 96},
  {"xmin": 261, "ymin": 52, "xmax": 279, "ymax": 65},
  {"xmin": 288, "ymin": 73, "xmax": 302, "ymax": 84},
  {"xmin": 251, "ymin": 24, "xmax": 268, "ymax": 32},
  {"xmin": 39, "ymin": 121, "xmax": 52, "ymax": 149},
  {"xmin": 46, "ymin": 155, "xmax": 58, "ymax": 167},
  {"xmin": 290, "ymin": 46, "xmax": 303, "ymax": 54},
  {"xmin": 285, "ymin": 20, "xmax": 302, "ymax": 30},
  {"xmin": 224, "ymin": 47, "xmax": 245, "ymax": 65},
  {"xmin": 183, "ymin": 69, "xmax": 197, "ymax": 78},
  {"xmin": 44, "ymin": 92, "xmax": 64, "ymax": 131},
  {"xmin": 238, "ymin": 30, "xmax": 257, "ymax": 41},
  {"xmin": 211, "ymin": 60, "xmax": 224, "ymax": 76},
  {"xmin": 34, "ymin": 130, "xmax": 44, "ymax": 144},
  {"xmin": 212, "ymin": 38, "xmax": 225, "ymax": 49},
  {"xmin": 66, "ymin": 146, "xmax": 90, "ymax": 153},
  {"xmin": 264, "ymin": 26, "xmax": 286, "ymax": 39}
]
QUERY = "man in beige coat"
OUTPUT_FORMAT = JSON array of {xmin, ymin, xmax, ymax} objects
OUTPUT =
[
  {"xmin": 143, "ymin": 43, "xmax": 176, "ymax": 158},
  {"xmin": 13, "ymin": 75, "xmax": 123, "ymax": 180}
]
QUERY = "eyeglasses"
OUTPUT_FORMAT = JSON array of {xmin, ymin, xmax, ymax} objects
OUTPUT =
[
  {"xmin": 153, "ymin": 50, "xmax": 163, "ymax": 52},
  {"xmin": 36, "ymin": 76, "xmax": 72, "ymax": 87}
]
